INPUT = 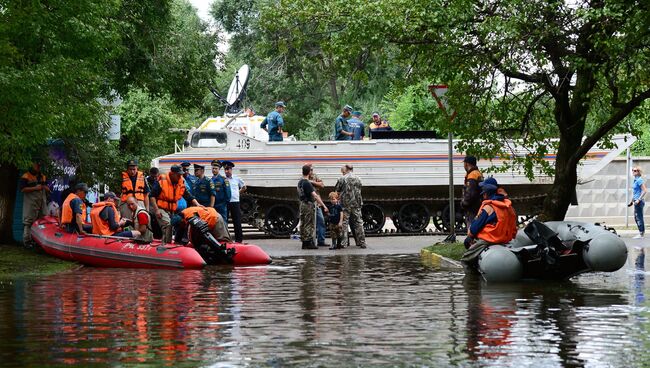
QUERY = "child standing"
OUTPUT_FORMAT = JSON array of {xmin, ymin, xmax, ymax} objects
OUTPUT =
[{"xmin": 327, "ymin": 192, "xmax": 344, "ymax": 249}]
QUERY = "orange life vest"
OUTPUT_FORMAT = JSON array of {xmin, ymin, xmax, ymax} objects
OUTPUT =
[
  {"xmin": 61, "ymin": 193, "xmax": 86, "ymax": 225},
  {"xmin": 475, "ymin": 198, "xmax": 517, "ymax": 244},
  {"xmin": 156, "ymin": 174, "xmax": 185, "ymax": 212},
  {"xmin": 21, "ymin": 171, "xmax": 47, "ymax": 187},
  {"xmin": 90, "ymin": 201, "xmax": 120, "ymax": 235},
  {"xmin": 181, "ymin": 206, "xmax": 218, "ymax": 229},
  {"xmin": 121, "ymin": 171, "xmax": 146, "ymax": 201}
]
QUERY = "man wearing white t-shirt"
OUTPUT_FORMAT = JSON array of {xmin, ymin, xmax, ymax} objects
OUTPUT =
[{"xmin": 222, "ymin": 160, "xmax": 247, "ymax": 243}]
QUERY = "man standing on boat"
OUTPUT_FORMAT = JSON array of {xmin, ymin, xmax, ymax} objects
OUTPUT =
[
  {"xmin": 61, "ymin": 183, "xmax": 92, "ymax": 235},
  {"xmin": 334, "ymin": 105, "xmax": 354, "ymax": 140},
  {"xmin": 462, "ymin": 177, "xmax": 517, "ymax": 252},
  {"xmin": 192, "ymin": 163, "xmax": 216, "ymax": 207},
  {"xmin": 335, "ymin": 164, "xmax": 367, "ymax": 248},
  {"xmin": 298, "ymin": 164, "xmax": 328, "ymax": 249},
  {"xmin": 149, "ymin": 165, "xmax": 201, "ymax": 243},
  {"xmin": 119, "ymin": 159, "xmax": 149, "ymax": 219},
  {"xmin": 20, "ymin": 161, "xmax": 49, "ymax": 247},
  {"xmin": 260, "ymin": 101, "xmax": 286, "ymax": 142},
  {"xmin": 222, "ymin": 160, "xmax": 246, "ymax": 243},
  {"xmin": 90, "ymin": 192, "xmax": 138, "ymax": 238},
  {"xmin": 211, "ymin": 160, "xmax": 231, "ymax": 223},
  {"xmin": 461, "ymin": 156, "xmax": 483, "ymax": 230}
]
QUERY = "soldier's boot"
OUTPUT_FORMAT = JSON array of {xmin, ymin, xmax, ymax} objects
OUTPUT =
[{"xmin": 303, "ymin": 240, "xmax": 318, "ymax": 250}]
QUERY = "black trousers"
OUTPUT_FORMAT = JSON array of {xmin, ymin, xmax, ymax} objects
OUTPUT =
[{"xmin": 228, "ymin": 202, "xmax": 243, "ymax": 243}]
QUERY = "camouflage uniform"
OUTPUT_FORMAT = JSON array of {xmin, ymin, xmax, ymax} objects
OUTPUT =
[
  {"xmin": 335, "ymin": 172, "xmax": 366, "ymax": 248},
  {"xmin": 297, "ymin": 177, "xmax": 317, "ymax": 247}
]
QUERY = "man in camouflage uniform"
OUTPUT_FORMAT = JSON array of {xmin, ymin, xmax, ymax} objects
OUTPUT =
[
  {"xmin": 192, "ymin": 163, "xmax": 216, "ymax": 207},
  {"xmin": 335, "ymin": 164, "xmax": 366, "ymax": 248},
  {"xmin": 298, "ymin": 164, "xmax": 328, "ymax": 249}
]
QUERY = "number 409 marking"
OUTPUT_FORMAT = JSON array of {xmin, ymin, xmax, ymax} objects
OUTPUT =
[{"xmin": 236, "ymin": 139, "xmax": 251, "ymax": 150}]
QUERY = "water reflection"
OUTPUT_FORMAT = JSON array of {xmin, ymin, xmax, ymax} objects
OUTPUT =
[{"xmin": 0, "ymin": 254, "xmax": 648, "ymax": 367}]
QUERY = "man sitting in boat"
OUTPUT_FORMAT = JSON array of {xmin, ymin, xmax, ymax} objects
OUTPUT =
[
  {"xmin": 173, "ymin": 206, "xmax": 232, "ymax": 245},
  {"xmin": 126, "ymin": 196, "xmax": 153, "ymax": 243},
  {"xmin": 463, "ymin": 177, "xmax": 517, "ymax": 252},
  {"xmin": 61, "ymin": 183, "xmax": 93, "ymax": 235},
  {"xmin": 90, "ymin": 192, "xmax": 139, "ymax": 238}
]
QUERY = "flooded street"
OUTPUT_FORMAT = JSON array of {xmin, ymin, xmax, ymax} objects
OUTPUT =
[{"xmin": 0, "ymin": 248, "xmax": 649, "ymax": 367}]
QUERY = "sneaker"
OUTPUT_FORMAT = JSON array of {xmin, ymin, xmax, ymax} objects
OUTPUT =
[{"xmin": 634, "ymin": 234, "xmax": 644, "ymax": 239}]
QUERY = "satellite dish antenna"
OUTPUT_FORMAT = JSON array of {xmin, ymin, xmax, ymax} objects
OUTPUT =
[{"xmin": 226, "ymin": 64, "xmax": 250, "ymax": 113}]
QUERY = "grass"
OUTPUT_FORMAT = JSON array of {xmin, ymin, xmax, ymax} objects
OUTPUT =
[
  {"xmin": 423, "ymin": 242, "xmax": 466, "ymax": 261},
  {"xmin": 0, "ymin": 244, "xmax": 79, "ymax": 278}
]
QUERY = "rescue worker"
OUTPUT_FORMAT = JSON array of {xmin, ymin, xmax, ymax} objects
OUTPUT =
[
  {"xmin": 298, "ymin": 164, "xmax": 328, "ymax": 249},
  {"xmin": 90, "ymin": 192, "xmax": 137, "ymax": 237},
  {"xmin": 223, "ymin": 160, "xmax": 246, "ymax": 243},
  {"xmin": 368, "ymin": 112, "xmax": 392, "ymax": 138},
  {"xmin": 461, "ymin": 155, "xmax": 483, "ymax": 230},
  {"xmin": 192, "ymin": 163, "xmax": 216, "ymax": 207},
  {"xmin": 181, "ymin": 161, "xmax": 198, "ymax": 195},
  {"xmin": 462, "ymin": 177, "xmax": 517, "ymax": 253},
  {"xmin": 61, "ymin": 183, "xmax": 92, "ymax": 234},
  {"xmin": 211, "ymin": 160, "xmax": 231, "ymax": 222},
  {"xmin": 174, "ymin": 206, "xmax": 232, "ymax": 244},
  {"xmin": 334, "ymin": 164, "xmax": 366, "ymax": 248},
  {"xmin": 149, "ymin": 165, "xmax": 201, "ymax": 243},
  {"xmin": 126, "ymin": 196, "xmax": 153, "ymax": 243},
  {"xmin": 260, "ymin": 101, "xmax": 286, "ymax": 142},
  {"xmin": 348, "ymin": 111, "xmax": 365, "ymax": 140},
  {"xmin": 120, "ymin": 159, "xmax": 149, "ymax": 219},
  {"xmin": 334, "ymin": 105, "xmax": 354, "ymax": 140},
  {"xmin": 20, "ymin": 161, "xmax": 49, "ymax": 246}
]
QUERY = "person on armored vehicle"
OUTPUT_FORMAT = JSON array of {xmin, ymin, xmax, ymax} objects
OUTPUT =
[
  {"xmin": 335, "ymin": 105, "xmax": 354, "ymax": 140},
  {"xmin": 348, "ymin": 111, "xmax": 366, "ymax": 140},
  {"xmin": 260, "ymin": 101, "xmax": 286, "ymax": 142},
  {"xmin": 462, "ymin": 177, "xmax": 517, "ymax": 254}
]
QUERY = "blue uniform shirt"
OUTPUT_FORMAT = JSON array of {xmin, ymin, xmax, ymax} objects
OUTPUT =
[
  {"xmin": 347, "ymin": 118, "xmax": 365, "ymax": 140},
  {"xmin": 184, "ymin": 174, "xmax": 198, "ymax": 195},
  {"xmin": 212, "ymin": 175, "xmax": 231, "ymax": 206},
  {"xmin": 261, "ymin": 110, "xmax": 284, "ymax": 142},
  {"xmin": 335, "ymin": 115, "xmax": 351, "ymax": 140},
  {"xmin": 192, "ymin": 176, "xmax": 216, "ymax": 207}
]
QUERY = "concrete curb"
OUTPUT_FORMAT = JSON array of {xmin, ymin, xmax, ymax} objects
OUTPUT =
[{"xmin": 420, "ymin": 248, "xmax": 464, "ymax": 270}]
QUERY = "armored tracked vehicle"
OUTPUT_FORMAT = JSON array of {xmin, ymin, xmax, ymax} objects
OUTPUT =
[{"xmin": 152, "ymin": 66, "xmax": 635, "ymax": 236}]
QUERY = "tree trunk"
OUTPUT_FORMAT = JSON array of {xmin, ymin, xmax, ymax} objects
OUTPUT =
[{"xmin": 0, "ymin": 163, "xmax": 19, "ymax": 244}]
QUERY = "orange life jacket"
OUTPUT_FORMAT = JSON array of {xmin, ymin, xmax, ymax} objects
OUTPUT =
[
  {"xmin": 121, "ymin": 171, "xmax": 146, "ymax": 201},
  {"xmin": 61, "ymin": 193, "xmax": 86, "ymax": 225},
  {"xmin": 90, "ymin": 201, "xmax": 120, "ymax": 235},
  {"xmin": 181, "ymin": 206, "xmax": 218, "ymax": 229},
  {"xmin": 21, "ymin": 171, "xmax": 47, "ymax": 187},
  {"xmin": 156, "ymin": 174, "xmax": 185, "ymax": 212},
  {"xmin": 475, "ymin": 198, "xmax": 517, "ymax": 244}
]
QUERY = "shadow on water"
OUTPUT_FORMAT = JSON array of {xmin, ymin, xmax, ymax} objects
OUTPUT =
[{"xmin": 0, "ymin": 253, "xmax": 648, "ymax": 367}]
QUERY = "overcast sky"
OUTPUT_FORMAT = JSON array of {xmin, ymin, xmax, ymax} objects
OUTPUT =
[{"xmin": 188, "ymin": 0, "xmax": 213, "ymax": 21}]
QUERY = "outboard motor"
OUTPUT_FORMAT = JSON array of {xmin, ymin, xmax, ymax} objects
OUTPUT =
[
  {"xmin": 524, "ymin": 220, "xmax": 571, "ymax": 266},
  {"xmin": 187, "ymin": 215, "xmax": 236, "ymax": 265}
]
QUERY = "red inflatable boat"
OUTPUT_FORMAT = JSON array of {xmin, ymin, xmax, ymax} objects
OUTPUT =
[{"xmin": 31, "ymin": 217, "xmax": 271, "ymax": 269}]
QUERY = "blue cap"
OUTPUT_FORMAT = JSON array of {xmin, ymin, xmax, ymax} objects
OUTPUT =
[
  {"xmin": 352, "ymin": 111, "xmax": 362, "ymax": 116},
  {"xmin": 170, "ymin": 165, "xmax": 182, "ymax": 173},
  {"xmin": 126, "ymin": 159, "xmax": 138, "ymax": 167},
  {"xmin": 275, "ymin": 101, "xmax": 286, "ymax": 107},
  {"xmin": 479, "ymin": 177, "xmax": 499, "ymax": 194},
  {"xmin": 180, "ymin": 161, "xmax": 191, "ymax": 167},
  {"xmin": 343, "ymin": 105, "xmax": 353, "ymax": 112}
]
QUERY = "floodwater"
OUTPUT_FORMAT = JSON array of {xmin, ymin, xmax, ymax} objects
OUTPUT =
[{"xmin": 0, "ymin": 250, "xmax": 648, "ymax": 367}]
